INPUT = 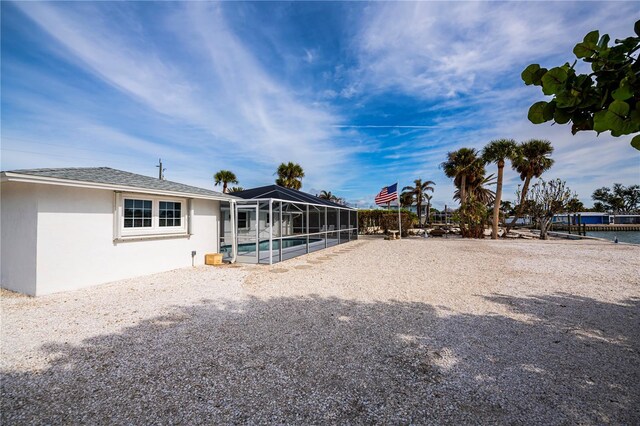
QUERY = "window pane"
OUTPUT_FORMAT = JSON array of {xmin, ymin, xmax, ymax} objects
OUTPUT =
[
  {"xmin": 160, "ymin": 201, "xmax": 167, "ymax": 210},
  {"xmin": 160, "ymin": 219, "xmax": 166, "ymax": 226},
  {"xmin": 175, "ymin": 218, "xmax": 181, "ymax": 226},
  {"xmin": 174, "ymin": 203, "xmax": 181, "ymax": 212},
  {"xmin": 123, "ymin": 199, "xmax": 154, "ymax": 229}
]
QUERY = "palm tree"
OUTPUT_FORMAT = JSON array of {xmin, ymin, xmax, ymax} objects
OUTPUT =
[
  {"xmin": 318, "ymin": 190, "xmax": 334, "ymax": 200},
  {"xmin": 213, "ymin": 170, "xmax": 238, "ymax": 194},
  {"xmin": 228, "ymin": 186, "xmax": 244, "ymax": 193},
  {"xmin": 509, "ymin": 139, "xmax": 554, "ymax": 228},
  {"xmin": 424, "ymin": 194, "xmax": 433, "ymax": 224},
  {"xmin": 402, "ymin": 179, "xmax": 435, "ymax": 225},
  {"xmin": 441, "ymin": 148, "xmax": 484, "ymax": 206},
  {"xmin": 482, "ymin": 139, "xmax": 518, "ymax": 239},
  {"xmin": 454, "ymin": 173, "xmax": 496, "ymax": 205},
  {"xmin": 501, "ymin": 201, "xmax": 515, "ymax": 223},
  {"xmin": 275, "ymin": 162, "xmax": 305, "ymax": 190},
  {"xmin": 318, "ymin": 190, "xmax": 344, "ymax": 204},
  {"xmin": 400, "ymin": 191, "xmax": 414, "ymax": 208}
]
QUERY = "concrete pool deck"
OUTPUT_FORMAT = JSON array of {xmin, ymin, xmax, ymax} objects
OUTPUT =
[{"xmin": 2, "ymin": 236, "xmax": 639, "ymax": 424}]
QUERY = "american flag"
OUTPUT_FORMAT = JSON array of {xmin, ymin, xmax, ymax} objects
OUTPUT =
[{"xmin": 375, "ymin": 183, "xmax": 398, "ymax": 205}]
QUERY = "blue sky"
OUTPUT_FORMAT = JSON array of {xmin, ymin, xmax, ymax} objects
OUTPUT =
[{"xmin": 2, "ymin": 1, "xmax": 639, "ymax": 209}]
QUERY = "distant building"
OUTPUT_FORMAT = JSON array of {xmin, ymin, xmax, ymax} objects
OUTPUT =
[{"xmin": 552, "ymin": 212, "xmax": 640, "ymax": 225}]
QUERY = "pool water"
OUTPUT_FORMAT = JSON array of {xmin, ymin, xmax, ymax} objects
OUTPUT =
[{"xmin": 221, "ymin": 238, "xmax": 322, "ymax": 254}]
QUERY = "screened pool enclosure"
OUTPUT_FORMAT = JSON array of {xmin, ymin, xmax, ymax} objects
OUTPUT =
[{"xmin": 220, "ymin": 185, "xmax": 358, "ymax": 264}]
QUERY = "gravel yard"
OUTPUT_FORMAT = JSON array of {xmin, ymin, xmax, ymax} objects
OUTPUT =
[{"xmin": 2, "ymin": 236, "xmax": 639, "ymax": 424}]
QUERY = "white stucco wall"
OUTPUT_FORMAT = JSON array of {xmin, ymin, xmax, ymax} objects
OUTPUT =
[
  {"xmin": 1, "ymin": 182, "xmax": 38, "ymax": 295},
  {"xmin": 1, "ymin": 183, "xmax": 221, "ymax": 296},
  {"xmin": 35, "ymin": 185, "xmax": 220, "ymax": 295}
]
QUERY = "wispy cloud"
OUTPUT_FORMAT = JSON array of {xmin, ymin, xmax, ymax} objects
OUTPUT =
[
  {"xmin": 2, "ymin": 1, "xmax": 637, "ymax": 208},
  {"xmin": 7, "ymin": 2, "xmax": 359, "ymax": 190},
  {"xmin": 352, "ymin": 2, "xmax": 639, "ymax": 99}
]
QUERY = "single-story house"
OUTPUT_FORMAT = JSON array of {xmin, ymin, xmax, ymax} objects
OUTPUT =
[
  {"xmin": 1, "ymin": 167, "xmax": 359, "ymax": 296},
  {"xmin": 1, "ymin": 167, "xmax": 236, "ymax": 296}
]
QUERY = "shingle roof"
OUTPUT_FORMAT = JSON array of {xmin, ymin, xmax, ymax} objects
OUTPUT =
[
  {"xmin": 232, "ymin": 185, "xmax": 353, "ymax": 209},
  {"xmin": 3, "ymin": 167, "xmax": 234, "ymax": 199}
]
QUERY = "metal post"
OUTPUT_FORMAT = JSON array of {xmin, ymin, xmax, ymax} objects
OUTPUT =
[
  {"xmin": 279, "ymin": 201, "xmax": 283, "ymax": 262},
  {"xmin": 269, "ymin": 200, "xmax": 273, "ymax": 265},
  {"xmin": 324, "ymin": 207, "xmax": 328, "ymax": 249},
  {"xmin": 337, "ymin": 208, "xmax": 341, "ymax": 244},
  {"xmin": 306, "ymin": 204, "xmax": 310, "ymax": 254},
  {"xmin": 348, "ymin": 210, "xmax": 351, "ymax": 242}
]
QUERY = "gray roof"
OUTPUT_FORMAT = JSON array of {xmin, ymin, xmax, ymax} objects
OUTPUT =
[
  {"xmin": 233, "ymin": 185, "xmax": 354, "ymax": 209},
  {"xmin": 3, "ymin": 167, "xmax": 234, "ymax": 199}
]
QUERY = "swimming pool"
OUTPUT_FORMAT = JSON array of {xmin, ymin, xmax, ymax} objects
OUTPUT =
[{"xmin": 221, "ymin": 238, "xmax": 323, "ymax": 255}]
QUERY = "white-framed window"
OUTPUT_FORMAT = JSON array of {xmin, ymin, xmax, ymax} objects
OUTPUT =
[
  {"xmin": 159, "ymin": 201, "xmax": 182, "ymax": 227},
  {"xmin": 124, "ymin": 199, "xmax": 153, "ymax": 229},
  {"xmin": 116, "ymin": 193, "xmax": 188, "ymax": 239}
]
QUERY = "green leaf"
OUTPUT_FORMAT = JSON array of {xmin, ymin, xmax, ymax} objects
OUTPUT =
[
  {"xmin": 573, "ymin": 41, "xmax": 598, "ymax": 58},
  {"xmin": 541, "ymin": 67, "xmax": 568, "ymax": 95},
  {"xmin": 609, "ymin": 100, "xmax": 630, "ymax": 117},
  {"xmin": 521, "ymin": 64, "xmax": 540, "ymax": 85},
  {"xmin": 603, "ymin": 100, "xmax": 630, "ymax": 134},
  {"xmin": 611, "ymin": 119, "xmax": 638, "ymax": 136},
  {"xmin": 584, "ymin": 30, "xmax": 599, "ymax": 44},
  {"xmin": 528, "ymin": 101, "xmax": 551, "ymax": 124},
  {"xmin": 612, "ymin": 85, "xmax": 633, "ymax": 100},
  {"xmin": 593, "ymin": 110, "xmax": 609, "ymax": 133},
  {"xmin": 598, "ymin": 34, "xmax": 610, "ymax": 49},
  {"xmin": 635, "ymin": 20, "xmax": 640, "ymax": 37},
  {"xmin": 631, "ymin": 135, "xmax": 640, "ymax": 151},
  {"xmin": 543, "ymin": 101, "xmax": 556, "ymax": 121},
  {"xmin": 554, "ymin": 107, "xmax": 572, "ymax": 124},
  {"xmin": 555, "ymin": 92, "xmax": 581, "ymax": 108}
]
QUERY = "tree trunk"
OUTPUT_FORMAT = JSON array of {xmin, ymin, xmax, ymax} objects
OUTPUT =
[
  {"xmin": 507, "ymin": 174, "xmax": 532, "ymax": 231},
  {"xmin": 460, "ymin": 174, "xmax": 467, "ymax": 207},
  {"xmin": 223, "ymin": 182, "xmax": 228, "ymax": 194},
  {"xmin": 539, "ymin": 217, "xmax": 552, "ymax": 240},
  {"xmin": 459, "ymin": 174, "xmax": 467, "ymax": 234},
  {"xmin": 417, "ymin": 198, "xmax": 422, "ymax": 226},
  {"xmin": 492, "ymin": 162, "xmax": 504, "ymax": 239},
  {"xmin": 427, "ymin": 201, "xmax": 431, "ymax": 225}
]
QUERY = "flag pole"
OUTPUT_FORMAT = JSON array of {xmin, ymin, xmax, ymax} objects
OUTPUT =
[{"xmin": 397, "ymin": 181, "xmax": 401, "ymax": 239}]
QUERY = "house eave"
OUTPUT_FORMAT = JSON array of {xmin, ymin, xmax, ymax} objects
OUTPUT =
[{"xmin": 0, "ymin": 172, "xmax": 238, "ymax": 202}]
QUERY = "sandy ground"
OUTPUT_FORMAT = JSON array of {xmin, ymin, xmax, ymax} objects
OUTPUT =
[{"xmin": 2, "ymin": 236, "xmax": 639, "ymax": 424}]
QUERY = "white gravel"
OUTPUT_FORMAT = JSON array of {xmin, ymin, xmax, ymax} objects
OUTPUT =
[{"xmin": 2, "ymin": 236, "xmax": 639, "ymax": 424}]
